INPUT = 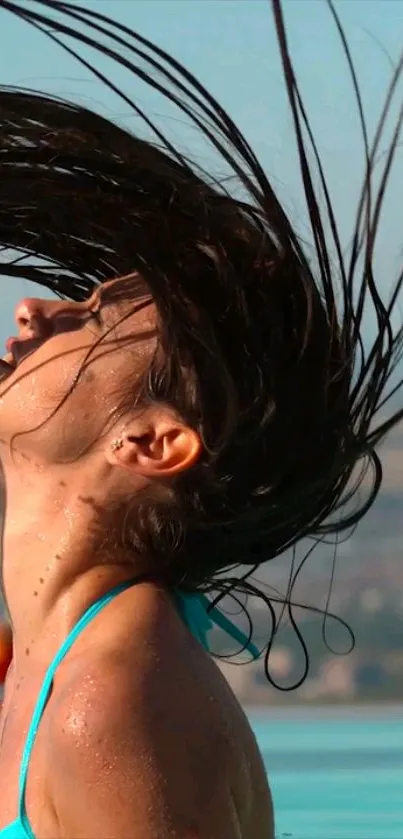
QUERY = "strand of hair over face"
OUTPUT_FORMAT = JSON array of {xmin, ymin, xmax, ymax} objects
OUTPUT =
[{"xmin": 0, "ymin": 0, "xmax": 402, "ymax": 689}]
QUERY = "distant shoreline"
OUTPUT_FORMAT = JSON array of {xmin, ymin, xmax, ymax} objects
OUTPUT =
[{"xmin": 245, "ymin": 702, "xmax": 403, "ymax": 719}]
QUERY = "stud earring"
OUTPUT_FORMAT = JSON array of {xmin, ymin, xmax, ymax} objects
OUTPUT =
[{"xmin": 110, "ymin": 438, "xmax": 124, "ymax": 452}]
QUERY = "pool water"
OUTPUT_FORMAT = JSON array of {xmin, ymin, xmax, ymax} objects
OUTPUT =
[{"xmin": 250, "ymin": 707, "xmax": 403, "ymax": 839}]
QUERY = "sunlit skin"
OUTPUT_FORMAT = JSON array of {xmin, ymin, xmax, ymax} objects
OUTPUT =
[{"xmin": 0, "ymin": 274, "xmax": 273, "ymax": 839}]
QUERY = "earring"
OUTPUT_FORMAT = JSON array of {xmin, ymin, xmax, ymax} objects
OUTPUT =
[{"xmin": 110, "ymin": 438, "xmax": 124, "ymax": 452}]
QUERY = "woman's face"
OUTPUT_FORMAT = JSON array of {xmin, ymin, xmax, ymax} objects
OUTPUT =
[{"xmin": 0, "ymin": 274, "xmax": 157, "ymax": 463}]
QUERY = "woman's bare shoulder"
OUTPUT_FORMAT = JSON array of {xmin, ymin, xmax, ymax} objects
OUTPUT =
[{"xmin": 49, "ymin": 627, "xmax": 273, "ymax": 839}]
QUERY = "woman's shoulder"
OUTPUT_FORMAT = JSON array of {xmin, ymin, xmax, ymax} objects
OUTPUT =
[{"xmin": 48, "ymin": 615, "xmax": 273, "ymax": 837}]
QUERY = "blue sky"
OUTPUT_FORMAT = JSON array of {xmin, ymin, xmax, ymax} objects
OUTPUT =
[{"xmin": 0, "ymin": 0, "xmax": 402, "ymax": 341}]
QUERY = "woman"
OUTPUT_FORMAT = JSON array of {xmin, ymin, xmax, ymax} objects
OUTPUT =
[{"xmin": 0, "ymin": 1, "xmax": 402, "ymax": 837}]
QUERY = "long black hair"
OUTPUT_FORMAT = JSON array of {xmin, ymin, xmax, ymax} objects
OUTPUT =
[{"xmin": 0, "ymin": 0, "xmax": 402, "ymax": 688}]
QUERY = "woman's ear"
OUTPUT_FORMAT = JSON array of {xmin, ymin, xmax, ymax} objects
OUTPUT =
[{"xmin": 105, "ymin": 409, "xmax": 202, "ymax": 477}]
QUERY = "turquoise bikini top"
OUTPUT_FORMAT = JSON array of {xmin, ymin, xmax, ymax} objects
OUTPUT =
[{"xmin": 0, "ymin": 581, "xmax": 258, "ymax": 839}]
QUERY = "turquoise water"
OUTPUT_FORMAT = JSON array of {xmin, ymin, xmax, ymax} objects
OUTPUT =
[{"xmin": 249, "ymin": 706, "xmax": 403, "ymax": 839}]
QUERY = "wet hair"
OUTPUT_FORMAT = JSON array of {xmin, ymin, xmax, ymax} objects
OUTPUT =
[{"xmin": 1, "ymin": 0, "xmax": 403, "ymax": 686}]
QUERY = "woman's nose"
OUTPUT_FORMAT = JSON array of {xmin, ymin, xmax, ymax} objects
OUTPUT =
[
  {"xmin": 14, "ymin": 297, "xmax": 87, "ymax": 340},
  {"xmin": 14, "ymin": 298, "xmax": 54, "ymax": 340}
]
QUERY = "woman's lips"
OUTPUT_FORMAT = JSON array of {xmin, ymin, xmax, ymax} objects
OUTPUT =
[
  {"xmin": 4, "ymin": 337, "xmax": 43, "ymax": 368},
  {"xmin": 5, "ymin": 337, "xmax": 16, "ymax": 354},
  {"xmin": 0, "ymin": 358, "xmax": 14, "ymax": 383},
  {"xmin": 0, "ymin": 342, "xmax": 17, "ymax": 382}
]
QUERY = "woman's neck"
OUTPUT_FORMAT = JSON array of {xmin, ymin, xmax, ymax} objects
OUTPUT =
[{"xmin": 1, "ymin": 462, "xmax": 143, "ymax": 668}]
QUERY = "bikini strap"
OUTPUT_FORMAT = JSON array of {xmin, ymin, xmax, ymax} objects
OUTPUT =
[{"xmin": 175, "ymin": 593, "xmax": 260, "ymax": 658}]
